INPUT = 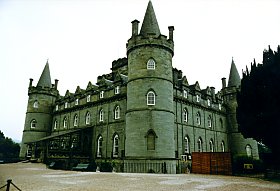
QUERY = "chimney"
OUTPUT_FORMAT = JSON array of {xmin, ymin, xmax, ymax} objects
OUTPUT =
[
  {"xmin": 29, "ymin": 78, "xmax": 33, "ymax": 87},
  {"xmin": 168, "ymin": 26, "xmax": 174, "ymax": 41},
  {"xmin": 54, "ymin": 79, "xmax": 59, "ymax": 90},
  {"xmin": 222, "ymin": 78, "xmax": 226, "ymax": 89},
  {"xmin": 131, "ymin": 20, "xmax": 140, "ymax": 37},
  {"xmin": 210, "ymin": 87, "xmax": 215, "ymax": 99}
]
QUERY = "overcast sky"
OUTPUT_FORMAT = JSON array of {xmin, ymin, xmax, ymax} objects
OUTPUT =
[{"xmin": 0, "ymin": 0, "xmax": 279, "ymax": 142}]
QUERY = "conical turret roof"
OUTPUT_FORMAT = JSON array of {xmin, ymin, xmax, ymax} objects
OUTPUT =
[
  {"xmin": 37, "ymin": 61, "xmax": 52, "ymax": 88},
  {"xmin": 140, "ymin": 1, "xmax": 161, "ymax": 37},
  {"xmin": 228, "ymin": 58, "xmax": 241, "ymax": 87}
]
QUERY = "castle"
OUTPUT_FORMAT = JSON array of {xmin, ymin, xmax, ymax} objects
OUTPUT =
[{"xmin": 20, "ymin": 1, "xmax": 258, "ymax": 173}]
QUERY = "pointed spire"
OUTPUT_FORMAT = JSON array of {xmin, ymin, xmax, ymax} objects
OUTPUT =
[
  {"xmin": 37, "ymin": 60, "xmax": 52, "ymax": 88},
  {"xmin": 140, "ymin": 1, "xmax": 161, "ymax": 37},
  {"xmin": 228, "ymin": 58, "xmax": 241, "ymax": 87}
]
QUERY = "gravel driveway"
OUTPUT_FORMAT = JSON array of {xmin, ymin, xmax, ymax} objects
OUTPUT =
[{"xmin": 0, "ymin": 162, "xmax": 279, "ymax": 191}]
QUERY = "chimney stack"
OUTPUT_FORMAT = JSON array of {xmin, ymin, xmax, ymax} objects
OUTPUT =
[
  {"xmin": 222, "ymin": 78, "xmax": 227, "ymax": 89},
  {"xmin": 131, "ymin": 20, "xmax": 140, "ymax": 37},
  {"xmin": 29, "ymin": 78, "xmax": 33, "ymax": 87},
  {"xmin": 54, "ymin": 79, "xmax": 59, "ymax": 90},
  {"xmin": 168, "ymin": 26, "xmax": 174, "ymax": 41}
]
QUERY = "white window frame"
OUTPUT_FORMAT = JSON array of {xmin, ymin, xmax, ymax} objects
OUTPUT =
[
  {"xmin": 87, "ymin": 95, "xmax": 91, "ymax": 102},
  {"xmin": 85, "ymin": 112, "xmax": 91, "ymax": 125},
  {"xmin": 97, "ymin": 136, "xmax": 102, "ymax": 157},
  {"xmin": 100, "ymin": 91, "xmax": 104, "ymax": 98},
  {"xmin": 75, "ymin": 99, "xmax": 79, "ymax": 105},
  {"xmin": 196, "ymin": 112, "xmax": 201, "ymax": 125},
  {"xmin": 63, "ymin": 117, "xmax": 67, "ymax": 128},
  {"xmin": 147, "ymin": 58, "xmax": 155, "ymax": 70},
  {"xmin": 208, "ymin": 115, "xmax": 212, "ymax": 128},
  {"xmin": 183, "ymin": 90, "xmax": 188, "ymax": 98},
  {"xmin": 115, "ymin": 86, "xmax": 120, "ymax": 94},
  {"xmin": 114, "ymin": 106, "xmax": 120, "ymax": 119},
  {"xmin": 147, "ymin": 91, "xmax": 155, "ymax": 105},
  {"xmin": 184, "ymin": 136, "xmax": 190, "ymax": 154},
  {"xmin": 209, "ymin": 139, "xmax": 214, "ymax": 152},
  {"xmin": 54, "ymin": 120, "xmax": 57, "ymax": 130},
  {"xmin": 198, "ymin": 138, "xmax": 203, "ymax": 152},
  {"xmin": 113, "ymin": 134, "xmax": 119, "ymax": 157},
  {"xmin": 73, "ymin": 115, "xmax": 78, "ymax": 127},
  {"xmin": 30, "ymin": 119, "xmax": 37, "ymax": 129},
  {"xmin": 99, "ymin": 109, "xmax": 104, "ymax": 122},
  {"xmin": 33, "ymin": 101, "xmax": 38, "ymax": 108},
  {"xmin": 183, "ymin": 109, "xmax": 188, "ymax": 122}
]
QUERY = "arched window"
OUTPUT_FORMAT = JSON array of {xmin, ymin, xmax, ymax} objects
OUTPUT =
[
  {"xmin": 183, "ymin": 108, "xmax": 188, "ymax": 122},
  {"xmin": 30, "ymin": 119, "xmax": 37, "ymax": 129},
  {"xmin": 97, "ymin": 136, "xmax": 103, "ymax": 157},
  {"xmin": 147, "ymin": 58, "xmax": 155, "ymax": 70},
  {"xmin": 196, "ymin": 112, "xmax": 201, "ymax": 125},
  {"xmin": 54, "ymin": 120, "xmax": 57, "ymax": 130},
  {"xmin": 113, "ymin": 134, "xmax": 119, "ymax": 157},
  {"xmin": 147, "ymin": 91, "xmax": 155, "ymax": 105},
  {"xmin": 63, "ymin": 117, "xmax": 67, "ymax": 128},
  {"xmin": 33, "ymin": 100, "xmax": 38, "ymax": 108},
  {"xmin": 209, "ymin": 139, "xmax": 214, "ymax": 152},
  {"xmin": 146, "ymin": 130, "xmax": 156, "ymax": 150},
  {"xmin": 114, "ymin": 106, "xmax": 120, "ymax": 119},
  {"xmin": 246, "ymin": 144, "xmax": 252, "ymax": 157},
  {"xmin": 73, "ymin": 114, "xmax": 78, "ymax": 127},
  {"xmin": 85, "ymin": 112, "xmax": 91, "ymax": 125},
  {"xmin": 184, "ymin": 136, "xmax": 190, "ymax": 154},
  {"xmin": 221, "ymin": 141, "xmax": 225, "ymax": 152},
  {"xmin": 197, "ymin": 137, "xmax": 203, "ymax": 152},
  {"xmin": 207, "ymin": 115, "xmax": 212, "ymax": 128},
  {"xmin": 99, "ymin": 109, "xmax": 104, "ymax": 122}
]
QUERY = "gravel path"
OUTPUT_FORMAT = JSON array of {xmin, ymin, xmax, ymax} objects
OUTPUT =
[{"xmin": 0, "ymin": 162, "xmax": 279, "ymax": 191}]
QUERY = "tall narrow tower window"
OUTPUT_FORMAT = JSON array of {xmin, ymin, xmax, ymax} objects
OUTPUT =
[
  {"xmin": 221, "ymin": 141, "xmax": 225, "ymax": 152},
  {"xmin": 97, "ymin": 136, "xmax": 103, "ymax": 157},
  {"xmin": 147, "ymin": 58, "xmax": 155, "ymax": 70},
  {"xmin": 30, "ymin": 119, "xmax": 37, "ymax": 129},
  {"xmin": 113, "ymin": 134, "xmax": 119, "ymax": 157},
  {"xmin": 207, "ymin": 115, "xmax": 212, "ymax": 128},
  {"xmin": 63, "ymin": 117, "xmax": 67, "ymax": 128},
  {"xmin": 73, "ymin": 114, "xmax": 78, "ymax": 127},
  {"xmin": 196, "ymin": 112, "xmax": 201, "ymax": 126},
  {"xmin": 85, "ymin": 112, "xmax": 91, "ymax": 125},
  {"xmin": 197, "ymin": 137, "xmax": 203, "ymax": 152},
  {"xmin": 54, "ymin": 120, "xmax": 57, "ymax": 130},
  {"xmin": 115, "ymin": 86, "xmax": 120, "ymax": 94},
  {"xmin": 33, "ymin": 101, "xmax": 38, "ymax": 108},
  {"xmin": 99, "ymin": 109, "xmax": 104, "ymax": 122},
  {"xmin": 246, "ymin": 144, "xmax": 252, "ymax": 157},
  {"xmin": 184, "ymin": 136, "xmax": 190, "ymax": 154},
  {"xmin": 209, "ymin": 139, "xmax": 214, "ymax": 152},
  {"xmin": 183, "ymin": 108, "xmax": 188, "ymax": 122},
  {"xmin": 146, "ymin": 130, "xmax": 156, "ymax": 150},
  {"xmin": 147, "ymin": 91, "xmax": 155, "ymax": 105},
  {"xmin": 65, "ymin": 102, "xmax": 68, "ymax": 109},
  {"xmin": 87, "ymin": 95, "xmax": 91, "ymax": 102},
  {"xmin": 114, "ymin": 106, "xmax": 120, "ymax": 119}
]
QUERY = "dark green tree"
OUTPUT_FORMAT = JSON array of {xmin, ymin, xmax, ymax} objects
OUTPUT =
[
  {"xmin": 237, "ymin": 46, "xmax": 280, "ymax": 160},
  {"xmin": 0, "ymin": 130, "xmax": 20, "ymax": 161}
]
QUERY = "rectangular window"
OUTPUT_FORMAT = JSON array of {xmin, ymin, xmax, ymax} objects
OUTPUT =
[
  {"xmin": 100, "ymin": 91, "xmax": 104, "ymax": 98},
  {"xmin": 87, "ymin": 95, "xmax": 91, "ymax": 102},
  {"xmin": 115, "ymin": 86, "xmax": 120, "ymax": 94},
  {"xmin": 75, "ymin": 99, "xmax": 79, "ymax": 105},
  {"xmin": 183, "ymin": 90, "xmax": 188, "ymax": 98}
]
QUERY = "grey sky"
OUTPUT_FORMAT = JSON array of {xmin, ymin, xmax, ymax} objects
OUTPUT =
[{"xmin": 0, "ymin": 0, "xmax": 279, "ymax": 141}]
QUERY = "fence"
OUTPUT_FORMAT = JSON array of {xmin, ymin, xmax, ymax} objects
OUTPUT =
[
  {"xmin": 124, "ymin": 161, "xmax": 176, "ymax": 173},
  {"xmin": 0, "ymin": 179, "xmax": 21, "ymax": 191}
]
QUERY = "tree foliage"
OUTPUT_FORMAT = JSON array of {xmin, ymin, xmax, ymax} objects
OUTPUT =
[
  {"xmin": 0, "ymin": 130, "xmax": 20, "ymax": 159},
  {"xmin": 237, "ymin": 46, "xmax": 280, "ymax": 157}
]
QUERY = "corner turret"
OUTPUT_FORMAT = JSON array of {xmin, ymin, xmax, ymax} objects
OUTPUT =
[{"xmin": 20, "ymin": 61, "xmax": 59, "ymax": 159}]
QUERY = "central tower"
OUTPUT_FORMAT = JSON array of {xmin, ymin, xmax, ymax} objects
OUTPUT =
[{"xmin": 125, "ymin": 1, "xmax": 176, "ymax": 173}]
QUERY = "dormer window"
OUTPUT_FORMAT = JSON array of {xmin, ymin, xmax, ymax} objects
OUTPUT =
[
  {"xmin": 115, "ymin": 86, "xmax": 120, "ymax": 94},
  {"xmin": 196, "ymin": 95, "xmax": 200, "ymax": 102},
  {"xmin": 65, "ymin": 102, "xmax": 68, "ymax": 109},
  {"xmin": 75, "ymin": 99, "xmax": 79, "ymax": 105},
  {"xmin": 183, "ymin": 90, "xmax": 188, "ymax": 98},
  {"xmin": 87, "ymin": 95, "xmax": 91, "ymax": 102},
  {"xmin": 100, "ymin": 91, "xmax": 104, "ymax": 98},
  {"xmin": 147, "ymin": 58, "xmax": 155, "ymax": 70},
  {"xmin": 207, "ymin": 99, "xmax": 211, "ymax": 106}
]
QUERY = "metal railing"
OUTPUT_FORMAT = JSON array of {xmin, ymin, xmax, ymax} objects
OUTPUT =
[{"xmin": 0, "ymin": 179, "xmax": 21, "ymax": 191}]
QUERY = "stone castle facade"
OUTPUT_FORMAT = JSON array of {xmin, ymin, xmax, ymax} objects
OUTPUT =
[{"xmin": 20, "ymin": 1, "xmax": 258, "ymax": 173}]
